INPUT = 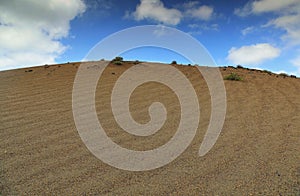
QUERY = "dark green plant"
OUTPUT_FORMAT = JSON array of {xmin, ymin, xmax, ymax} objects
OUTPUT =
[
  {"xmin": 279, "ymin": 73, "xmax": 289, "ymax": 78},
  {"xmin": 224, "ymin": 72, "xmax": 243, "ymax": 81},
  {"xmin": 112, "ymin": 56, "xmax": 124, "ymax": 65},
  {"xmin": 262, "ymin": 70, "xmax": 273, "ymax": 75},
  {"xmin": 113, "ymin": 56, "xmax": 123, "ymax": 62},
  {"xmin": 228, "ymin": 66, "xmax": 237, "ymax": 69},
  {"xmin": 114, "ymin": 61, "xmax": 122, "ymax": 65},
  {"xmin": 171, "ymin": 60, "xmax": 177, "ymax": 64}
]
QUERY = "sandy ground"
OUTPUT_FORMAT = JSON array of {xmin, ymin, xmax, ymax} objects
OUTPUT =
[{"xmin": 0, "ymin": 61, "xmax": 299, "ymax": 195}]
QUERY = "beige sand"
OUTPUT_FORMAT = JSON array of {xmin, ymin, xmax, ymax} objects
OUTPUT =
[{"xmin": 0, "ymin": 62, "xmax": 299, "ymax": 195}]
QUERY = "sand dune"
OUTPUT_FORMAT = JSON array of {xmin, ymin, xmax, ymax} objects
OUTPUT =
[{"xmin": 0, "ymin": 61, "xmax": 299, "ymax": 195}]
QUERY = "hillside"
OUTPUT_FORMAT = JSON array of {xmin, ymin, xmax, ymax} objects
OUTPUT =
[{"xmin": 0, "ymin": 61, "xmax": 299, "ymax": 195}]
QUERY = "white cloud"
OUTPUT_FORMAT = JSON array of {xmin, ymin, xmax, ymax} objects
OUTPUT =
[
  {"xmin": 227, "ymin": 43, "xmax": 281, "ymax": 66},
  {"xmin": 251, "ymin": 0, "xmax": 299, "ymax": 13},
  {"xmin": 273, "ymin": 70, "xmax": 297, "ymax": 76},
  {"xmin": 0, "ymin": 0, "xmax": 86, "ymax": 70},
  {"xmin": 187, "ymin": 23, "xmax": 218, "ymax": 35},
  {"xmin": 152, "ymin": 25, "xmax": 169, "ymax": 37},
  {"xmin": 130, "ymin": 1, "xmax": 214, "ymax": 25},
  {"xmin": 291, "ymin": 56, "xmax": 300, "ymax": 67},
  {"xmin": 87, "ymin": 0, "xmax": 112, "ymax": 10},
  {"xmin": 182, "ymin": 1, "xmax": 199, "ymax": 9},
  {"xmin": 185, "ymin": 5, "xmax": 214, "ymax": 21},
  {"xmin": 183, "ymin": 1, "xmax": 214, "ymax": 20},
  {"xmin": 234, "ymin": 2, "xmax": 252, "ymax": 17},
  {"xmin": 290, "ymin": 55, "xmax": 300, "ymax": 74},
  {"xmin": 266, "ymin": 14, "xmax": 300, "ymax": 46},
  {"xmin": 235, "ymin": 0, "xmax": 300, "ymax": 45},
  {"xmin": 133, "ymin": 0, "xmax": 182, "ymax": 25},
  {"xmin": 235, "ymin": 0, "xmax": 299, "ymax": 16},
  {"xmin": 241, "ymin": 26, "xmax": 254, "ymax": 36}
]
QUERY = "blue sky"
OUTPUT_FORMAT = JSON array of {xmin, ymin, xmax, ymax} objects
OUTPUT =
[{"xmin": 0, "ymin": 0, "xmax": 300, "ymax": 76}]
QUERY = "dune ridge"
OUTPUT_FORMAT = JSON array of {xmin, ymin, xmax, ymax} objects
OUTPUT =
[{"xmin": 0, "ymin": 61, "xmax": 299, "ymax": 195}]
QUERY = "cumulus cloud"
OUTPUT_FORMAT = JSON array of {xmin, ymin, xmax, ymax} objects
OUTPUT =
[
  {"xmin": 133, "ymin": 0, "xmax": 182, "ymax": 25},
  {"xmin": 227, "ymin": 43, "xmax": 281, "ymax": 66},
  {"xmin": 265, "ymin": 14, "xmax": 300, "ymax": 46},
  {"xmin": 235, "ymin": 0, "xmax": 300, "ymax": 45},
  {"xmin": 251, "ymin": 0, "xmax": 299, "ymax": 13},
  {"xmin": 185, "ymin": 5, "xmax": 214, "ymax": 21},
  {"xmin": 130, "ymin": 0, "xmax": 214, "ymax": 25},
  {"xmin": 235, "ymin": 0, "xmax": 299, "ymax": 16},
  {"xmin": 0, "ymin": 0, "xmax": 86, "ymax": 70}
]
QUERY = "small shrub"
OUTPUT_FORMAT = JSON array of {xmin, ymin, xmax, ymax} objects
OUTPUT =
[
  {"xmin": 224, "ymin": 73, "xmax": 243, "ymax": 81},
  {"xmin": 112, "ymin": 56, "xmax": 124, "ymax": 65},
  {"xmin": 279, "ymin": 73, "xmax": 289, "ymax": 78},
  {"xmin": 133, "ymin": 60, "xmax": 140, "ymax": 65},
  {"xmin": 262, "ymin": 70, "xmax": 273, "ymax": 75},
  {"xmin": 113, "ymin": 56, "xmax": 123, "ymax": 62},
  {"xmin": 236, "ymin": 65, "xmax": 243, "ymax": 69},
  {"xmin": 290, "ymin": 75, "xmax": 297, "ymax": 78},
  {"xmin": 171, "ymin": 60, "xmax": 177, "ymax": 64},
  {"xmin": 228, "ymin": 66, "xmax": 237, "ymax": 69},
  {"xmin": 114, "ymin": 61, "xmax": 122, "ymax": 65}
]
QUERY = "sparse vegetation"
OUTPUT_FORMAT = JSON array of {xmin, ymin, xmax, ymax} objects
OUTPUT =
[
  {"xmin": 114, "ymin": 61, "xmax": 122, "ymax": 65},
  {"xmin": 279, "ymin": 73, "xmax": 289, "ymax": 78},
  {"xmin": 112, "ymin": 56, "xmax": 124, "ymax": 65},
  {"xmin": 113, "ymin": 56, "xmax": 123, "ymax": 61},
  {"xmin": 133, "ymin": 60, "xmax": 140, "ymax": 65},
  {"xmin": 224, "ymin": 72, "xmax": 243, "ymax": 81},
  {"xmin": 262, "ymin": 70, "xmax": 273, "ymax": 75},
  {"xmin": 237, "ymin": 65, "xmax": 243, "ymax": 69},
  {"xmin": 228, "ymin": 66, "xmax": 237, "ymax": 69},
  {"xmin": 171, "ymin": 60, "xmax": 177, "ymax": 64},
  {"xmin": 1, "ymin": 60, "xmax": 299, "ymax": 195}
]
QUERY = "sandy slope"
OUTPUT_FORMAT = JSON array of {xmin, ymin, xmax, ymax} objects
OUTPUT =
[{"xmin": 0, "ymin": 61, "xmax": 299, "ymax": 195}]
